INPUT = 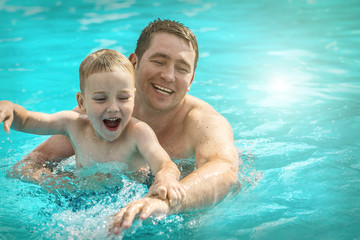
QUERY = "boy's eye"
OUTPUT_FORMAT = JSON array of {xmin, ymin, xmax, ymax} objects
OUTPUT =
[{"xmin": 118, "ymin": 96, "xmax": 130, "ymax": 101}]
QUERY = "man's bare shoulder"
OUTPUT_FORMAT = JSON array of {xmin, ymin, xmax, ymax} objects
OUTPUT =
[
  {"xmin": 183, "ymin": 94, "xmax": 234, "ymax": 144},
  {"xmin": 183, "ymin": 95, "xmax": 238, "ymax": 167},
  {"xmin": 184, "ymin": 95, "xmax": 228, "ymax": 126}
]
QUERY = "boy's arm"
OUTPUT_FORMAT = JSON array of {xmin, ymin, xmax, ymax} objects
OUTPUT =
[
  {"xmin": 0, "ymin": 100, "xmax": 72, "ymax": 135},
  {"xmin": 12, "ymin": 107, "xmax": 81, "ymax": 181},
  {"xmin": 1, "ymin": 100, "xmax": 77, "ymax": 182},
  {"xmin": 0, "ymin": 100, "xmax": 30, "ymax": 132},
  {"xmin": 133, "ymin": 121, "xmax": 184, "ymax": 205}
]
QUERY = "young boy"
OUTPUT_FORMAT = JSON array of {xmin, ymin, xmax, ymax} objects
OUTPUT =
[{"xmin": 0, "ymin": 49, "xmax": 185, "ymax": 205}]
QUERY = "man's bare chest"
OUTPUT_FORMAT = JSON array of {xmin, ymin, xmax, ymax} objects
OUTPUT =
[{"xmin": 159, "ymin": 133, "xmax": 193, "ymax": 159}]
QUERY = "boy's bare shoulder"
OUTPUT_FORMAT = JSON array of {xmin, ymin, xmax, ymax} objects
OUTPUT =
[
  {"xmin": 128, "ymin": 117, "xmax": 151, "ymax": 128},
  {"xmin": 65, "ymin": 111, "xmax": 91, "ymax": 130},
  {"xmin": 126, "ymin": 117, "xmax": 154, "ymax": 136},
  {"xmin": 65, "ymin": 111, "xmax": 86, "ymax": 123}
]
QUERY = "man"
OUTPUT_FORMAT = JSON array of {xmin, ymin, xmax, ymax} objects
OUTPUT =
[{"xmin": 14, "ymin": 19, "xmax": 239, "ymax": 234}]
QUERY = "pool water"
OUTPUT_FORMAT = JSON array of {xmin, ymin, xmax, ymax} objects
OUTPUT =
[{"xmin": 1, "ymin": 0, "xmax": 360, "ymax": 239}]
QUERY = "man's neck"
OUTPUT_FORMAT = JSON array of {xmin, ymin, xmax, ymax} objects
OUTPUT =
[{"xmin": 133, "ymin": 98, "xmax": 186, "ymax": 136}]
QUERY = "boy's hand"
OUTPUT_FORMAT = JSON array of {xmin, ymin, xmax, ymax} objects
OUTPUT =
[
  {"xmin": 0, "ymin": 101, "xmax": 15, "ymax": 132},
  {"xmin": 147, "ymin": 177, "xmax": 186, "ymax": 207}
]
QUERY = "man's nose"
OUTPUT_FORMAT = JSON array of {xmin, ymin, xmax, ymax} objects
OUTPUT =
[{"xmin": 160, "ymin": 65, "xmax": 175, "ymax": 82}]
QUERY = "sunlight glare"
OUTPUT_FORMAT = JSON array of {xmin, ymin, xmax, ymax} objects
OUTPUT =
[{"xmin": 270, "ymin": 74, "xmax": 290, "ymax": 92}]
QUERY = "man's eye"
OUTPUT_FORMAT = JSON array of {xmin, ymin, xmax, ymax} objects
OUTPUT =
[
  {"xmin": 94, "ymin": 98, "xmax": 106, "ymax": 102},
  {"xmin": 178, "ymin": 67, "xmax": 189, "ymax": 73},
  {"xmin": 151, "ymin": 60, "xmax": 163, "ymax": 65}
]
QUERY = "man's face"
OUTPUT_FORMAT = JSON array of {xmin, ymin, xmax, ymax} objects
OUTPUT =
[
  {"xmin": 134, "ymin": 32, "xmax": 195, "ymax": 112},
  {"xmin": 78, "ymin": 70, "xmax": 135, "ymax": 141}
]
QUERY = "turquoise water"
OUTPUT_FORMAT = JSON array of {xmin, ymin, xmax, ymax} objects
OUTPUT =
[{"xmin": 1, "ymin": 0, "xmax": 360, "ymax": 239}]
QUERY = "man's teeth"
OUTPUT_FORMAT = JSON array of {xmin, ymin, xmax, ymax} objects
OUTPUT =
[{"xmin": 153, "ymin": 84, "xmax": 173, "ymax": 94}]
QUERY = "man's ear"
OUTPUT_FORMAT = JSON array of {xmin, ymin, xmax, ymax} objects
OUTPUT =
[
  {"xmin": 76, "ymin": 92, "xmax": 86, "ymax": 112},
  {"xmin": 187, "ymin": 73, "xmax": 195, "ymax": 92},
  {"xmin": 129, "ymin": 53, "xmax": 137, "ymax": 68}
]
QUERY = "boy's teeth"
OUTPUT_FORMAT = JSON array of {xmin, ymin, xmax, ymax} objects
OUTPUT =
[
  {"xmin": 103, "ymin": 118, "xmax": 121, "ymax": 129},
  {"xmin": 153, "ymin": 84, "xmax": 173, "ymax": 94}
]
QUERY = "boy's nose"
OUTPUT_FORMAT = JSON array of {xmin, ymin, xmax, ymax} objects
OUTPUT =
[{"xmin": 107, "ymin": 100, "xmax": 119, "ymax": 112}]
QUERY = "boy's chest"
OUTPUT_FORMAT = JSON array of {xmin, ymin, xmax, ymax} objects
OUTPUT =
[{"xmin": 73, "ymin": 139, "xmax": 147, "ymax": 171}]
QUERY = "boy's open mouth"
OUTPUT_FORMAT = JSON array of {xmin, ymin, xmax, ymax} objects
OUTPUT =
[{"xmin": 103, "ymin": 118, "xmax": 121, "ymax": 131}]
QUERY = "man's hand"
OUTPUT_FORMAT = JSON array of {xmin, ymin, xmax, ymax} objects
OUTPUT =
[{"xmin": 109, "ymin": 197, "xmax": 171, "ymax": 235}]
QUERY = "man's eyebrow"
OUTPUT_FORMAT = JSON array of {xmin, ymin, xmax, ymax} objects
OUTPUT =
[
  {"xmin": 149, "ymin": 52, "xmax": 192, "ymax": 69},
  {"xmin": 149, "ymin": 53, "xmax": 170, "ymax": 59}
]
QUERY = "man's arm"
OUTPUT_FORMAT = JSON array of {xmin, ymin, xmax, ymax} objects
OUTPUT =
[
  {"xmin": 109, "ymin": 107, "xmax": 240, "ymax": 234},
  {"xmin": 172, "ymin": 108, "xmax": 239, "ymax": 212},
  {"xmin": 9, "ymin": 135, "xmax": 75, "ymax": 183},
  {"xmin": 110, "ymin": 150, "xmax": 239, "ymax": 235}
]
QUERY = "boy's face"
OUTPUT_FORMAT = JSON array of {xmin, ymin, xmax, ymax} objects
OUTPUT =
[
  {"xmin": 78, "ymin": 69, "xmax": 135, "ymax": 141},
  {"xmin": 134, "ymin": 32, "xmax": 195, "ymax": 112}
]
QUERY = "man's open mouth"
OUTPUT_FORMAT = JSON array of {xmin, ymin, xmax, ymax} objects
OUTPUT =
[
  {"xmin": 152, "ymin": 84, "xmax": 174, "ymax": 95},
  {"xmin": 103, "ymin": 118, "xmax": 121, "ymax": 131}
]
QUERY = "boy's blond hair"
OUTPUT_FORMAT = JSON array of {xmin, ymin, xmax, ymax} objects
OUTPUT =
[{"xmin": 79, "ymin": 49, "xmax": 134, "ymax": 92}]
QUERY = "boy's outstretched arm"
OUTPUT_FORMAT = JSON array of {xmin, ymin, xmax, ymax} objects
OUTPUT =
[
  {"xmin": 0, "ymin": 100, "xmax": 76, "ymax": 183},
  {"xmin": 0, "ymin": 100, "xmax": 70, "ymax": 135},
  {"xmin": 12, "ymin": 108, "xmax": 81, "ymax": 181},
  {"xmin": 0, "ymin": 100, "xmax": 29, "ymax": 132},
  {"xmin": 132, "ymin": 120, "xmax": 185, "ymax": 206}
]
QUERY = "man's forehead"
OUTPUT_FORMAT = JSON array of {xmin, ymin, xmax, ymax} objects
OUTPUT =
[
  {"xmin": 146, "ymin": 32, "xmax": 195, "ymax": 65},
  {"xmin": 149, "ymin": 32, "xmax": 193, "ymax": 50}
]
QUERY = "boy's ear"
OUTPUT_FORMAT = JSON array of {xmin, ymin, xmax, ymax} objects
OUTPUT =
[{"xmin": 76, "ymin": 92, "xmax": 86, "ymax": 112}]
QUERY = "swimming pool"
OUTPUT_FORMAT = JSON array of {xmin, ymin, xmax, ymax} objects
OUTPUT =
[{"xmin": 1, "ymin": 0, "xmax": 359, "ymax": 239}]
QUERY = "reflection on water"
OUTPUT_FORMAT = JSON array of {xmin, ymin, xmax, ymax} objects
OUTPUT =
[{"xmin": 1, "ymin": 0, "xmax": 360, "ymax": 239}]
